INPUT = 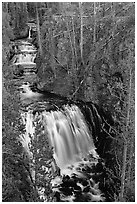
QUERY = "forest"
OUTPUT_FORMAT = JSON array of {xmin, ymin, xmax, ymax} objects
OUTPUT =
[{"xmin": 2, "ymin": 2, "xmax": 135, "ymax": 202}]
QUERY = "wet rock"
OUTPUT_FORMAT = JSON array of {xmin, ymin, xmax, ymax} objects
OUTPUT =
[
  {"xmin": 76, "ymin": 167, "xmax": 81, "ymax": 171},
  {"xmin": 13, "ymin": 65, "xmax": 24, "ymax": 77},
  {"xmin": 62, "ymin": 175, "xmax": 70, "ymax": 181},
  {"xmin": 54, "ymin": 191, "xmax": 61, "ymax": 201},
  {"xmin": 80, "ymin": 179, "xmax": 89, "ymax": 186},
  {"xmin": 83, "ymin": 185, "xmax": 90, "ymax": 193},
  {"xmin": 73, "ymin": 184, "xmax": 81, "ymax": 191},
  {"xmin": 96, "ymin": 162, "xmax": 104, "ymax": 172},
  {"xmin": 90, "ymin": 186, "xmax": 100, "ymax": 195},
  {"xmin": 82, "ymin": 167, "xmax": 86, "ymax": 172},
  {"xmin": 91, "ymin": 193, "xmax": 105, "ymax": 202},
  {"xmin": 59, "ymin": 187, "xmax": 73, "ymax": 196},
  {"xmin": 85, "ymin": 165, "xmax": 92, "ymax": 173}
]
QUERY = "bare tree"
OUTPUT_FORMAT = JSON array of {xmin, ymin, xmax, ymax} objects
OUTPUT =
[
  {"xmin": 93, "ymin": 2, "xmax": 96, "ymax": 44},
  {"xmin": 119, "ymin": 64, "xmax": 133, "ymax": 201},
  {"xmin": 111, "ymin": 2, "xmax": 115, "ymax": 37},
  {"xmin": 36, "ymin": 3, "xmax": 42, "ymax": 56},
  {"xmin": 72, "ymin": 16, "xmax": 78, "ymax": 69},
  {"xmin": 79, "ymin": 2, "xmax": 84, "ymax": 62}
]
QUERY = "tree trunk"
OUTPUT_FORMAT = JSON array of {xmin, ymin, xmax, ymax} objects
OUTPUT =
[
  {"xmin": 79, "ymin": 2, "xmax": 84, "ymax": 63},
  {"xmin": 65, "ymin": 16, "xmax": 76, "ymax": 83},
  {"xmin": 36, "ymin": 3, "xmax": 42, "ymax": 56},
  {"xmin": 93, "ymin": 2, "xmax": 96, "ymax": 44},
  {"xmin": 119, "ymin": 66, "xmax": 133, "ymax": 201},
  {"xmin": 15, "ymin": 3, "xmax": 19, "ymax": 29},
  {"xmin": 23, "ymin": 2, "xmax": 28, "ymax": 22},
  {"xmin": 72, "ymin": 16, "xmax": 78, "ymax": 69},
  {"xmin": 49, "ymin": 24, "xmax": 56, "ymax": 78},
  {"xmin": 119, "ymin": 139, "xmax": 127, "ymax": 201},
  {"xmin": 66, "ymin": 17, "xmax": 75, "ymax": 67},
  {"xmin": 127, "ymin": 135, "xmax": 134, "ymax": 185},
  {"xmin": 111, "ymin": 2, "xmax": 115, "ymax": 37}
]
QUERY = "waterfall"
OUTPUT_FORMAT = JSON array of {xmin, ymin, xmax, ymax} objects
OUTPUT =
[
  {"xmin": 20, "ymin": 105, "xmax": 98, "ymax": 171},
  {"xmin": 42, "ymin": 105, "xmax": 97, "ymax": 170},
  {"xmin": 28, "ymin": 26, "xmax": 32, "ymax": 39},
  {"xmin": 12, "ymin": 39, "xmax": 110, "ymax": 201},
  {"xmin": 20, "ymin": 110, "xmax": 35, "ymax": 159},
  {"xmin": 12, "ymin": 39, "xmax": 37, "ymax": 77},
  {"xmin": 14, "ymin": 53, "xmax": 36, "ymax": 64},
  {"xmin": 19, "ymin": 102, "xmax": 105, "ymax": 202}
]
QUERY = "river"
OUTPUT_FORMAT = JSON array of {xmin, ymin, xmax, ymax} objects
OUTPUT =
[{"xmin": 10, "ymin": 36, "xmax": 114, "ymax": 202}]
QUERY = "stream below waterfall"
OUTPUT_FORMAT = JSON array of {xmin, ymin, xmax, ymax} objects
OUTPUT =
[{"xmin": 11, "ymin": 36, "xmax": 116, "ymax": 202}]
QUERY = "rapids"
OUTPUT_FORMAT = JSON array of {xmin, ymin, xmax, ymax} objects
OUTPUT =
[{"xmin": 13, "ymin": 53, "xmax": 36, "ymax": 65}]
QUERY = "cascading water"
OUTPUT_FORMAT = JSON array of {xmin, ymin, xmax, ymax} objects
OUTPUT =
[
  {"xmin": 21, "ymin": 105, "xmax": 98, "ymax": 171},
  {"xmin": 20, "ymin": 111, "xmax": 35, "ymax": 158},
  {"xmin": 28, "ymin": 26, "xmax": 32, "ymax": 39},
  {"xmin": 19, "ymin": 44, "xmax": 37, "ymax": 52},
  {"xmin": 12, "ymin": 39, "xmax": 37, "ymax": 78},
  {"xmin": 42, "ymin": 105, "xmax": 97, "ymax": 170},
  {"xmin": 14, "ymin": 53, "xmax": 36, "ymax": 64},
  {"xmin": 20, "ymin": 103, "xmax": 104, "ymax": 202},
  {"xmin": 12, "ymin": 33, "xmax": 116, "ymax": 202}
]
